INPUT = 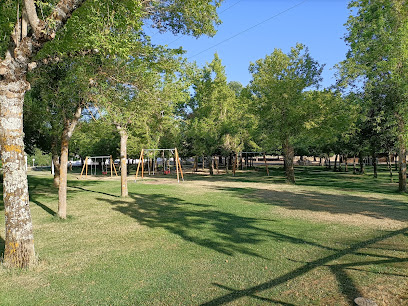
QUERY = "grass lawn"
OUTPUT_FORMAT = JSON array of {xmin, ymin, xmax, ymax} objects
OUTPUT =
[{"xmin": 0, "ymin": 166, "xmax": 407, "ymax": 305}]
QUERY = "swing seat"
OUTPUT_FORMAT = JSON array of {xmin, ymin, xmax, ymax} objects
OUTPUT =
[{"xmin": 164, "ymin": 170, "xmax": 170, "ymax": 175}]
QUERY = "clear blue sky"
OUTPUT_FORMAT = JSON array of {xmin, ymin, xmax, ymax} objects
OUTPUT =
[{"xmin": 147, "ymin": 0, "xmax": 350, "ymax": 88}]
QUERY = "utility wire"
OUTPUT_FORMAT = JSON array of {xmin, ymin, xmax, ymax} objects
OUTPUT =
[{"xmin": 188, "ymin": 0, "xmax": 308, "ymax": 60}]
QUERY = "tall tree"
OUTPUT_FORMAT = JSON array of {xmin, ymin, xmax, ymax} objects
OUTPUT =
[
  {"xmin": 186, "ymin": 54, "xmax": 241, "ymax": 174},
  {"xmin": 250, "ymin": 44, "xmax": 323, "ymax": 183},
  {"xmin": 342, "ymin": 0, "xmax": 408, "ymax": 191},
  {"xmin": 0, "ymin": 0, "xmax": 223, "ymax": 267}
]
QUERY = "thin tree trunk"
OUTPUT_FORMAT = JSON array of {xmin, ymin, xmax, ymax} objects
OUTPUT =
[
  {"xmin": 398, "ymin": 141, "xmax": 406, "ymax": 192},
  {"xmin": 58, "ymin": 105, "xmax": 82, "ymax": 219},
  {"xmin": 0, "ymin": 79, "xmax": 35, "ymax": 268},
  {"xmin": 225, "ymin": 156, "xmax": 229, "ymax": 174},
  {"xmin": 334, "ymin": 154, "xmax": 338, "ymax": 171},
  {"xmin": 117, "ymin": 126, "xmax": 128, "ymax": 197},
  {"xmin": 282, "ymin": 137, "xmax": 295, "ymax": 183},
  {"xmin": 353, "ymin": 155, "xmax": 357, "ymax": 174},
  {"xmin": 372, "ymin": 151, "xmax": 378, "ymax": 179},
  {"xmin": 209, "ymin": 156, "xmax": 214, "ymax": 175},
  {"xmin": 387, "ymin": 152, "xmax": 393, "ymax": 183},
  {"xmin": 202, "ymin": 155, "xmax": 205, "ymax": 171},
  {"xmin": 359, "ymin": 152, "xmax": 365, "ymax": 174}
]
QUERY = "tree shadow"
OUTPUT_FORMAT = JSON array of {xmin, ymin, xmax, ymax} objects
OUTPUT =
[
  {"xmin": 213, "ymin": 186, "xmax": 408, "ymax": 224},
  {"xmin": 70, "ymin": 186, "xmax": 120, "ymax": 198},
  {"xmin": 97, "ymin": 192, "xmax": 338, "ymax": 259},
  {"xmin": 30, "ymin": 198, "xmax": 56, "ymax": 216},
  {"xmin": 0, "ymin": 235, "xmax": 4, "ymax": 260},
  {"xmin": 185, "ymin": 166, "xmax": 401, "ymax": 196},
  {"xmin": 201, "ymin": 227, "xmax": 408, "ymax": 305}
]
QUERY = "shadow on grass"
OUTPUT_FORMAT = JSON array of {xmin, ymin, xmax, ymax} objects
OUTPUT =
[
  {"xmin": 99, "ymin": 193, "xmax": 276, "ymax": 259},
  {"xmin": 70, "ymin": 186, "xmax": 120, "ymax": 198},
  {"xmin": 186, "ymin": 166, "xmax": 401, "ymax": 195},
  {"xmin": 214, "ymin": 186, "xmax": 408, "ymax": 224},
  {"xmin": 201, "ymin": 227, "xmax": 408, "ymax": 305}
]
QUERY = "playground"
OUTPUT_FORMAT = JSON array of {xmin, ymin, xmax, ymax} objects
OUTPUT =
[{"xmin": 0, "ymin": 166, "xmax": 407, "ymax": 305}]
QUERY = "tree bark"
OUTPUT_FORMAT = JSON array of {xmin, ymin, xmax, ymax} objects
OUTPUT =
[
  {"xmin": 0, "ymin": 0, "xmax": 87, "ymax": 268},
  {"xmin": 58, "ymin": 105, "xmax": 82, "ymax": 219},
  {"xmin": 52, "ymin": 153, "xmax": 61, "ymax": 188},
  {"xmin": 372, "ymin": 151, "xmax": 378, "ymax": 179},
  {"xmin": 359, "ymin": 152, "xmax": 365, "ymax": 174},
  {"xmin": 0, "ymin": 79, "xmax": 36, "ymax": 268},
  {"xmin": 282, "ymin": 137, "xmax": 295, "ymax": 183},
  {"xmin": 118, "ymin": 127, "xmax": 128, "ymax": 197},
  {"xmin": 387, "ymin": 152, "xmax": 393, "ymax": 183},
  {"xmin": 209, "ymin": 156, "xmax": 214, "ymax": 175}
]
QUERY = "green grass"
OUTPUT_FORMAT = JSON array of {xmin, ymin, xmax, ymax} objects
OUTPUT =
[{"xmin": 0, "ymin": 166, "xmax": 407, "ymax": 305}]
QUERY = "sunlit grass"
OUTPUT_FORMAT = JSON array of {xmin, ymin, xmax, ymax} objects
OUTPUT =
[{"xmin": 0, "ymin": 166, "xmax": 407, "ymax": 305}]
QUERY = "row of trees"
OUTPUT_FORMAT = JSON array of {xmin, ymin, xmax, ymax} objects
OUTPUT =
[
  {"xmin": 0, "ymin": 0, "xmax": 224, "ymax": 268},
  {"xmin": 1, "ymin": 0, "xmax": 407, "ymax": 269}
]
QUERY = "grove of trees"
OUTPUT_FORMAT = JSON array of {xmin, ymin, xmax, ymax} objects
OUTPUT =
[{"xmin": 1, "ymin": 0, "xmax": 407, "ymax": 268}]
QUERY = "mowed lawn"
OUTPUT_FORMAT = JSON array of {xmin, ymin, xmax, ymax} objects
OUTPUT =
[{"xmin": 1, "ymin": 167, "xmax": 407, "ymax": 305}]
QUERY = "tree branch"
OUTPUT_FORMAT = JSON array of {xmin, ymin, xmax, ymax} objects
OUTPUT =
[{"xmin": 24, "ymin": 0, "xmax": 41, "ymax": 33}]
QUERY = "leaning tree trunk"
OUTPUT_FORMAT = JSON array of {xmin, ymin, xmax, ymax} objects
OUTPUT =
[
  {"xmin": 0, "ymin": 79, "xmax": 36, "ymax": 268},
  {"xmin": 117, "ymin": 127, "xmax": 128, "ymax": 197},
  {"xmin": 58, "ymin": 106, "xmax": 82, "ymax": 219},
  {"xmin": 282, "ymin": 137, "xmax": 295, "ymax": 184}
]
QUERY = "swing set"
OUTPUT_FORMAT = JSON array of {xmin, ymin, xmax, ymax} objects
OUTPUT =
[
  {"xmin": 80, "ymin": 155, "xmax": 118, "ymax": 179},
  {"xmin": 135, "ymin": 148, "xmax": 184, "ymax": 182}
]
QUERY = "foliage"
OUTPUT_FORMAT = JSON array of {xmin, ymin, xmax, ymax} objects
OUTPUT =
[
  {"xmin": 70, "ymin": 120, "xmax": 120, "ymax": 159},
  {"xmin": 28, "ymin": 148, "xmax": 52, "ymax": 167},
  {"xmin": 185, "ymin": 53, "xmax": 247, "ymax": 158},
  {"xmin": 24, "ymin": 56, "xmax": 97, "ymax": 156},
  {"xmin": 249, "ymin": 43, "xmax": 323, "ymax": 151}
]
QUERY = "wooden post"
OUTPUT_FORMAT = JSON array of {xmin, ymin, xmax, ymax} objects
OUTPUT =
[
  {"xmin": 263, "ymin": 152, "xmax": 270, "ymax": 176},
  {"xmin": 175, "ymin": 148, "xmax": 184, "ymax": 181},
  {"xmin": 135, "ymin": 149, "xmax": 144, "ymax": 179},
  {"xmin": 80, "ymin": 157, "xmax": 88, "ymax": 179},
  {"xmin": 141, "ymin": 154, "xmax": 144, "ymax": 179},
  {"xmin": 175, "ymin": 148, "xmax": 180, "ymax": 183},
  {"xmin": 110, "ymin": 155, "xmax": 113, "ymax": 177}
]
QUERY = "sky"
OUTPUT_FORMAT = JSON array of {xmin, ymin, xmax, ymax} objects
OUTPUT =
[{"xmin": 147, "ymin": 0, "xmax": 351, "ymax": 88}]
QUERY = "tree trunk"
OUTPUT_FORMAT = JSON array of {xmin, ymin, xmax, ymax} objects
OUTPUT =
[
  {"xmin": 398, "ymin": 141, "xmax": 406, "ymax": 192},
  {"xmin": 334, "ymin": 154, "xmax": 338, "ymax": 172},
  {"xmin": 58, "ymin": 106, "xmax": 82, "ymax": 219},
  {"xmin": 0, "ymin": 0, "xmax": 87, "ymax": 268},
  {"xmin": 387, "ymin": 152, "xmax": 393, "ymax": 183},
  {"xmin": 118, "ymin": 127, "xmax": 128, "ymax": 197},
  {"xmin": 282, "ymin": 137, "xmax": 295, "ymax": 183},
  {"xmin": 353, "ymin": 155, "xmax": 357, "ymax": 174},
  {"xmin": 52, "ymin": 153, "xmax": 61, "ymax": 188},
  {"xmin": 359, "ymin": 152, "xmax": 365, "ymax": 174},
  {"xmin": 225, "ymin": 156, "xmax": 229, "ymax": 174},
  {"xmin": 209, "ymin": 156, "xmax": 214, "ymax": 175},
  {"xmin": 372, "ymin": 151, "xmax": 378, "ymax": 179},
  {"xmin": 0, "ymin": 79, "xmax": 36, "ymax": 268}
]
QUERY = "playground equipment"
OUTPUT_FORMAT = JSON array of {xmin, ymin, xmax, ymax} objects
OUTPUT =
[
  {"xmin": 80, "ymin": 156, "xmax": 118, "ymax": 179},
  {"xmin": 135, "ymin": 148, "xmax": 184, "ymax": 182}
]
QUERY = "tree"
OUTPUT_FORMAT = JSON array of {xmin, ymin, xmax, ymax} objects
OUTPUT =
[
  {"xmin": 341, "ymin": 0, "xmax": 408, "ymax": 191},
  {"xmin": 250, "ymin": 44, "xmax": 323, "ymax": 183},
  {"xmin": 186, "ymin": 54, "xmax": 242, "ymax": 174},
  {"xmin": 0, "ymin": 0, "xmax": 223, "ymax": 267}
]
